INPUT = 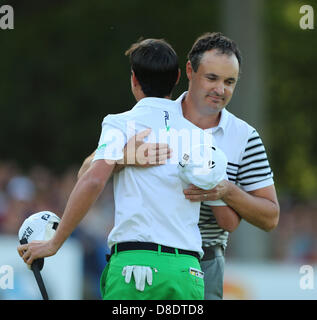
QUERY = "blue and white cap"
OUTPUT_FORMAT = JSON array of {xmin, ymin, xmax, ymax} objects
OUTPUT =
[{"xmin": 178, "ymin": 144, "xmax": 228, "ymax": 190}]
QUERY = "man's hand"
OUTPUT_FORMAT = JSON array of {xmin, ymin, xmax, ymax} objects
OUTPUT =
[
  {"xmin": 185, "ymin": 180, "xmax": 279, "ymax": 232},
  {"xmin": 183, "ymin": 180, "xmax": 229, "ymax": 202},
  {"xmin": 122, "ymin": 265, "xmax": 153, "ymax": 291},
  {"xmin": 17, "ymin": 240, "xmax": 58, "ymax": 266},
  {"xmin": 120, "ymin": 128, "xmax": 172, "ymax": 167},
  {"xmin": 78, "ymin": 129, "xmax": 173, "ymax": 178}
]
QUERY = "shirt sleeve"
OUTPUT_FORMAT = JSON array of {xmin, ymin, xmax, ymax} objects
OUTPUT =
[
  {"xmin": 237, "ymin": 129, "xmax": 274, "ymax": 192},
  {"xmin": 93, "ymin": 116, "xmax": 127, "ymax": 162}
]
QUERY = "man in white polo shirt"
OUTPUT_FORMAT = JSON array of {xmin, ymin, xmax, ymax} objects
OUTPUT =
[
  {"xmin": 94, "ymin": 96, "xmax": 229, "ymax": 300},
  {"xmin": 18, "ymin": 38, "xmax": 238, "ymax": 300},
  {"xmin": 180, "ymin": 32, "xmax": 280, "ymax": 300}
]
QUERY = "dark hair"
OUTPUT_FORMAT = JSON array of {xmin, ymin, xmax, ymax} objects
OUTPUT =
[
  {"xmin": 188, "ymin": 32, "xmax": 242, "ymax": 72},
  {"xmin": 125, "ymin": 38, "xmax": 179, "ymax": 98}
]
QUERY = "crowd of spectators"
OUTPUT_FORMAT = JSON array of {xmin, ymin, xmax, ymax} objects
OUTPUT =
[
  {"xmin": 271, "ymin": 200, "xmax": 317, "ymax": 264},
  {"xmin": 0, "ymin": 161, "xmax": 114, "ymax": 299},
  {"xmin": 1, "ymin": 160, "xmax": 317, "ymax": 299}
]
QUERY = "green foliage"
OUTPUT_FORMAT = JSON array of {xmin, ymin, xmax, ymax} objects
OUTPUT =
[
  {"xmin": 1, "ymin": 0, "xmax": 316, "ymax": 201},
  {"xmin": 0, "ymin": 0, "xmax": 220, "ymax": 172},
  {"xmin": 264, "ymin": 0, "xmax": 317, "ymax": 201}
]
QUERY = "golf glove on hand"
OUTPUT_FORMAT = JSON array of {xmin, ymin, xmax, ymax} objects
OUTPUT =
[{"xmin": 122, "ymin": 265, "xmax": 153, "ymax": 291}]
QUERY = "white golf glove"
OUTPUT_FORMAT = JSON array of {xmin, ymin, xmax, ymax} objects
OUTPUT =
[{"xmin": 122, "ymin": 265, "xmax": 153, "ymax": 291}]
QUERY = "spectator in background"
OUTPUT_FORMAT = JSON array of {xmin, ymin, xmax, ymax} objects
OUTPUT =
[
  {"xmin": 272, "ymin": 202, "xmax": 317, "ymax": 264},
  {"xmin": 0, "ymin": 161, "xmax": 113, "ymax": 299},
  {"xmin": 1, "ymin": 160, "xmax": 316, "ymax": 298}
]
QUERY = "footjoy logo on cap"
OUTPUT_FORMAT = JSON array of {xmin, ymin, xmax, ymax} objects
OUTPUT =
[{"xmin": 41, "ymin": 213, "xmax": 50, "ymax": 221}]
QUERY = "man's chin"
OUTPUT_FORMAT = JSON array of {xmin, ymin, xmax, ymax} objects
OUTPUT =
[
  {"xmin": 205, "ymin": 97, "xmax": 224, "ymax": 108},
  {"xmin": 206, "ymin": 102, "xmax": 224, "ymax": 113}
]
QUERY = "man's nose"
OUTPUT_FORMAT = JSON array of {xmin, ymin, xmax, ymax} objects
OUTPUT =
[{"xmin": 213, "ymin": 82, "xmax": 225, "ymax": 96}]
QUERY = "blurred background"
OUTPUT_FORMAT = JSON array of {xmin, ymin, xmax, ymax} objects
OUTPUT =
[{"xmin": 0, "ymin": 0, "xmax": 316, "ymax": 299}]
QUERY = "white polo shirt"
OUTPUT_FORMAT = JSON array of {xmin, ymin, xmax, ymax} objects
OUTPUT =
[
  {"xmin": 174, "ymin": 92, "xmax": 275, "ymax": 248},
  {"xmin": 93, "ymin": 97, "xmax": 225, "ymax": 257}
]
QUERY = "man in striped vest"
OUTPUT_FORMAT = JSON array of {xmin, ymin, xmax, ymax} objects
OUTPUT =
[{"xmin": 181, "ymin": 32, "xmax": 280, "ymax": 299}]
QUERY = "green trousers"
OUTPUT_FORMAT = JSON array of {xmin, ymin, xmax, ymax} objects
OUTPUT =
[{"xmin": 100, "ymin": 248, "xmax": 204, "ymax": 300}]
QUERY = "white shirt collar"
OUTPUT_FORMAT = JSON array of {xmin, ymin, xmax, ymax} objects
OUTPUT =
[
  {"xmin": 174, "ymin": 91, "xmax": 229, "ymax": 133},
  {"xmin": 132, "ymin": 96, "xmax": 176, "ymax": 110}
]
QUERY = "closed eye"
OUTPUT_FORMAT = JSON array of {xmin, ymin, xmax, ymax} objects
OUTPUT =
[
  {"xmin": 226, "ymin": 78, "xmax": 236, "ymax": 85},
  {"xmin": 205, "ymin": 73, "xmax": 218, "ymax": 81}
]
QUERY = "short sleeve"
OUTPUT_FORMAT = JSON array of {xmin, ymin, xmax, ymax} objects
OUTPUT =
[
  {"xmin": 93, "ymin": 116, "xmax": 127, "ymax": 162},
  {"xmin": 237, "ymin": 130, "xmax": 274, "ymax": 192}
]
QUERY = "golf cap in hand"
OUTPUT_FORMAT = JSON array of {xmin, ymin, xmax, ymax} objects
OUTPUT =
[
  {"xmin": 18, "ymin": 211, "xmax": 60, "ymax": 246},
  {"xmin": 178, "ymin": 144, "xmax": 228, "ymax": 190}
]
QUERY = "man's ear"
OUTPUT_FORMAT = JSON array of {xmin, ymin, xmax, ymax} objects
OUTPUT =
[
  {"xmin": 186, "ymin": 61, "xmax": 193, "ymax": 80},
  {"xmin": 131, "ymin": 70, "xmax": 139, "ymax": 87}
]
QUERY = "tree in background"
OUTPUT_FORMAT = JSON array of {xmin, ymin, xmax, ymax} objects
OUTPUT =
[{"xmin": 0, "ymin": 0, "xmax": 316, "ymax": 202}]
